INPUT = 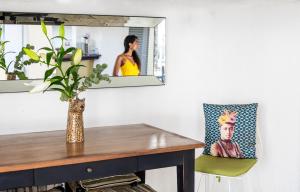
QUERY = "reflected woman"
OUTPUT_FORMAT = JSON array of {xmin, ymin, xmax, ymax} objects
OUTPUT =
[{"xmin": 113, "ymin": 35, "xmax": 141, "ymax": 76}]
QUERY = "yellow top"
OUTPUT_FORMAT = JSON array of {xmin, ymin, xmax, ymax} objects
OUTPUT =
[{"xmin": 121, "ymin": 57, "xmax": 140, "ymax": 76}]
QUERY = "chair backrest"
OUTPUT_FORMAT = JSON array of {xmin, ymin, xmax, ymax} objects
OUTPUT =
[{"xmin": 255, "ymin": 113, "xmax": 263, "ymax": 160}]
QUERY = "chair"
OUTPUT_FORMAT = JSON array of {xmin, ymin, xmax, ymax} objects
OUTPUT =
[{"xmin": 195, "ymin": 127, "xmax": 262, "ymax": 192}]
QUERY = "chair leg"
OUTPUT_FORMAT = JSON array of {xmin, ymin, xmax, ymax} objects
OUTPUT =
[
  {"xmin": 205, "ymin": 174, "xmax": 209, "ymax": 192},
  {"xmin": 228, "ymin": 178, "xmax": 231, "ymax": 192},
  {"xmin": 196, "ymin": 173, "xmax": 203, "ymax": 192},
  {"xmin": 242, "ymin": 174, "xmax": 250, "ymax": 192},
  {"xmin": 241, "ymin": 176, "xmax": 246, "ymax": 192}
]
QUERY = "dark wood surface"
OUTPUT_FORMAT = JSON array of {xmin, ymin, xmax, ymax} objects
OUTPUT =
[{"xmin": 0, "ymin": 124, "xmax": 204, "ymax": 173}]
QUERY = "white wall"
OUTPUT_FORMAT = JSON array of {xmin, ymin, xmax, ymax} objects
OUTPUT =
[
  {"xmin": 3, "ymin": 25, "xmax": 23, "ymax": 73},
  {"xmin": 0, "ymin": 0, "xmax": 299, "ymax": 191},
  {"xmin": 24, "ymin": 25, "xmax": 54, "ymax": 78}
]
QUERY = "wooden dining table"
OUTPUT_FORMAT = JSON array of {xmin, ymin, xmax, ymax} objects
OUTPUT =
[{"xmin": 0, "ymin": 123, "xmax": 204, "ymax": 192}]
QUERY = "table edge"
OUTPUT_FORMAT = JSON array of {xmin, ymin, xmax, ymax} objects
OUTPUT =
[
  {"xmin": 0, "ymin": 123, "xmax": 205, "ymax": 173},
  {"xmin": 0, "ymin": 143, "xmax": 204, "ymax": 173}
]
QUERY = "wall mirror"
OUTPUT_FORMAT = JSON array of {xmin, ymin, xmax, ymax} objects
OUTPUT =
[{"xmin": 0, "ymin": 12, "xmax": 166, "ymax": 92}]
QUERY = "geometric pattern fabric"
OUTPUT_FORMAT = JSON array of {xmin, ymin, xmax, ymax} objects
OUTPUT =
[{"xmin": 203, "ymin": 103, "xmax": 258, "ymax": 158}]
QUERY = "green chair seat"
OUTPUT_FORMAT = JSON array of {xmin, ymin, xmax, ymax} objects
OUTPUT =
[{"xmin": 195, "ymin": 155, "xmax": 257, "ymax": 177}]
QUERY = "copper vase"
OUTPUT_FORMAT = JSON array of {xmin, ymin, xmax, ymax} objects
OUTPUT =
[
  {"xmin": 6, "ymin": 73, "xmax": 16, "ymax": 80},
  {"xmin": 66, "ymin": 98, "xmax": 85, "ymax": 143}
]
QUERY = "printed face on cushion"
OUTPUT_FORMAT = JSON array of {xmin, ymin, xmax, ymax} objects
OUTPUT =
[
  {"xmin": 218, "ymin": 110, "xmax": 238, "ymax": 141},
  {"xmin": 204, "ymin": 103, "xmax": 258, "ymax": 159},
  {"xmin": 210, "ymin": 110, "xmax": 243, "ymax": 158},
  {"xmin": 220, "ymin": 123, "xmax": 235, "ymax": 140}
]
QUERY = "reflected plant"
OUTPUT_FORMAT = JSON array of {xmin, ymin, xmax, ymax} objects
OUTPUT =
[
  {"xmin": 24, "ymin": 21, "xmax": 110, "ymax": 101},
  {"xmin": 13, "ymin": 44, "xmax": 38, "ymax": 80},
  {"xmin": 0, "ymin": 27, "xmax": 37, "ymax": 80},
  {"xmin": 0, "ymin": 27, "xmax": 12, "ymax": 74}
]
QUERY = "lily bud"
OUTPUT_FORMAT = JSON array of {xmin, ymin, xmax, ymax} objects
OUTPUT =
[{"xmin": 73, "ymin": 48, "xmax": 82, "ymax": 65}]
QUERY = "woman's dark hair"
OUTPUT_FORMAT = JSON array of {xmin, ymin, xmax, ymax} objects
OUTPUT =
[{"xmin": 123, "ymin": 35, "xmax": 141, "ymax": 70}]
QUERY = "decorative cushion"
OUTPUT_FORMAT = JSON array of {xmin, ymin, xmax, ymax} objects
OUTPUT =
[{"xmin": 203, "ymin": 103, "xmax": 258, "ymax": 159}]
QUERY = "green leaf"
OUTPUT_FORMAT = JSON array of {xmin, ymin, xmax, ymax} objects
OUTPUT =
[
  {"xmin": 60, "ymin": 92, "xmax": 70, "ymax": 102},
  {"xmin": 50, "ymin": 36, "xmax": 67, "ymax": 41},
  {"xmin": 97, "ymin": 63, "xmax": 107, "ymax": 69},
  {"xmin": 0, "ymin": 28, "xmax": 2, "ymax": 38},
  {"xmin": 50, "ymin": 76, "xmax": 63, "ymax": 82},
  {"xmin": 51, "ymin": 87, "xmax": 65, "ymax": 93},
  {"xmin": 50, "ymin": 88, "xmax": 71, "ymax": 102},
  {"xmin": 41, "ymin": 21, "xmax": 47, "ymax": 36},
  {"xmin": 46, "ymin": 52, "xmax": 54, "ymax": 66},
  {"xmin": 102, "ymin": 74, "xmax": 111, "ymax": 82},
  {"xmin": 38, "ymin": 47, "xmax": 53, "ymax": 52},
  {"xmin": 44, "ymin": 67, "xmax": 56, "ymax": 81},
  {"xmin": 93, "ymin": 77, "xmax": 100, "ymax": 84},
  {"xmin": 23, "ymin": 48, "xmax": 39, "ymax": 61},
  {"xmin": 0, "ymin": 65, "xmax": 6, "ymax": 71},
  {"xmin": 90, "ymin": 73, "xmax": 95, "ymax": 79},
  {"xmin": 23, "ymin": 59, "xmax": 38, "ymax": 65},
  {"xmin": 49, "ymin": 77, "xmax": 67, "ymax": 90},
  {"xmin": 25, "ymin": 44, "xmax": 35, "ymax": 50},
  {"xmin": 71, "ymin": 70, "xmax": 78, "ymax": 81},
  {"xmin": 65, "ymin": 64, "xmax": 84, "ymax": 77},
  {"xmin": 1, "ymin": 41, "xmax": 10, "ymax": 46},
  {"xmin": 55, "ymin": 47, "xmax": 65, "ymax": 66},
  {"xmin": 64, "ymin": 47, "xmax": 75, "ymax": 56},
  {"xmin": 0, "ymin": 58, "xmax": 6, "ymax": 67},
  {"xmin": 3, "ymin": 51, "xmax": 15, "ymax": 56},
  {"xmin": 15, "ymin": 71, "xmax": 28, "ymax": 80},
  {"xmin": 6, "ymin": 61, "xmax": 14, "ymax": 72},
  {"xmin": 59, "ymin": 24, "xmax": 65, "ymax": 38},
  {"xmin": 45, "ymin": 80, "xmax": 67, "ymax": 93},
  {"xmin": 49, "ymin": 80, "xmax": 66, "ymax": 89},
  {"xmin": 94, "ymin": 63, "xmax": 107, "ymax": 74},
  {"xmin": 59, "ymin": 46, "xmax": 64, "ymax": 54},
  {"xmin": 70, "ymin": 80, "xmax": 79, "ymax": 93}
]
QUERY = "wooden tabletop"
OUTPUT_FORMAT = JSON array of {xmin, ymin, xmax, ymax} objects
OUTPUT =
[{"xmin": 0, "ymin": 124, "xmax": 204, "ymax": 173}]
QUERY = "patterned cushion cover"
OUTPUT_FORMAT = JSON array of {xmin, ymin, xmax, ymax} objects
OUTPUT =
[{"xmin": 203, "ymin": 103, "xmax": 258, "ymax": 159}]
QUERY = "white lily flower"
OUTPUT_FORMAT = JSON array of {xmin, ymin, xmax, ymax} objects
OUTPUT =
[{"xmin": 29, "ymin": 81, "xmax": 51, "ymax": 93}]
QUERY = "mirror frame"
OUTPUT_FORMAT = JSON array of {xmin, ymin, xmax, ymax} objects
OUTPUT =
[{"xmin": 0, "ymin": 11, "xmax": 166, "ymax": 93}]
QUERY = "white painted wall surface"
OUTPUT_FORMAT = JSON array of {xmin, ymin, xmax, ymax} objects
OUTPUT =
[
  {"xmin": 0, "ymin": 0, "xmax": 300, "ymax": 191},
  {"xmin": 2, "ymin": 25, "xmax": 23, "ymax": 73}
]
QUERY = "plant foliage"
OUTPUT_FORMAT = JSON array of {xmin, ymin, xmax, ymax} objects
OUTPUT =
[
  {"xmin": 0, "ymin": 27, "xmax": 37, "ymax": 79},
  {"xmin": 24, "ymin": 21, "xmax": 110, "ymax": 101}
]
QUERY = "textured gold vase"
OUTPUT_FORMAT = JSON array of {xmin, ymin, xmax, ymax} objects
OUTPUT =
[
  {"xmin": 66, "ymin": 98, "xmax": 85, "ymax": 143},
  {"xmin": 66, "ymin": 143, "xmax": 84, "ymax": 157}
]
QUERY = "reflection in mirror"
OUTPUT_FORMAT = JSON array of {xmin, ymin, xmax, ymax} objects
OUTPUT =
[{"xmin": 0, "ymin": 12, "xmax": 165, "ymax": 84}]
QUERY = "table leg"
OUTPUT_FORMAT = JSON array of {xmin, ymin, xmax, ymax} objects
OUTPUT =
[
  {"xmin": 177, "ymin": 150, "xmax": 195, "ymax": 192},
  {"xmin": 177, "ymin": 164, "xmax": 183, "ymax": 192},
  {"xmin": 135, "ymin": 170, "xmax": 146, "ymax": 183}
]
